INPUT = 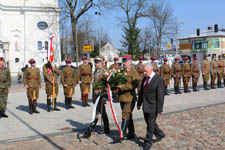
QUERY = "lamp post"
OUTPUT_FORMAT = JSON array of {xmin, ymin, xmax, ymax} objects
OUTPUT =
[
  {"xmin": 95, "ymin": 11, "xmax": 101, "ymax": 56},
  {"xmin": 175, "ymin": 22, "xmax": 184, "ymax": 56}
]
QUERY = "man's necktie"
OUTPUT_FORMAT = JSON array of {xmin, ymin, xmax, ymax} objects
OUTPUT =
[{"xmin": 144, "ymin": 77, "xmax": 150, "ymax": 88}]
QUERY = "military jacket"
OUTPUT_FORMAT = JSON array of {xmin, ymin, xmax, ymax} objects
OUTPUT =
[
  {"xmin": 182, "ymin": 63, "xmax": 192, "ymax": 77},
  {"xmin": 172, "ymin": 63, "xmax": 182, "ymax": 78},
  {"xmin": 210, "ymin": 61, "xmax": 218, "ymax": 74},
  {"xmin": 77, "ymin": 64, "xmax": 92, "ymax": 83},
  {"xmin": 160, "ymin": 64, "xmax": 171, "ymax": 80},
  {"xmin": 0, "ymin": 66, "xmax": 11, "ymax": 89},
  {"xmin": 23, "ymin": 67, "xmax": 41, "ymax": 88},
  {"xmin": 93, "ymin": 67, "xmax": 106, "ymax": 94},
  {"xmin": 201, "ymin": 59, "xmax": 210, "ymax": 74},
  {"xmin": 108, "ymin": 64, "xmax": 122, "ymax": 71},
  {"xmin": 43, "ymin": 64, "xmax": 59, "ymax": 84},
  {"xmin": 217, "ymin": 60, "xmax": 224, "ymax": 74},
  {"xmin": 119, "ymin": 68, "xmax": 139, "ymax": 103},
  {"xmin": 152, "ymin": 63, "xmax": 159, "ymax": 73},
  {"xmin": 60, "ymin": 66, "xmax": 76, "ymax": 86},
  {"xmin": 192, "ymin": 63, "xmax": 200, "ymax": 78}
]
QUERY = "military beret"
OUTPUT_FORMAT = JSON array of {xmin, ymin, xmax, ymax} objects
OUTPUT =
[
  {"xmin": 122, "ymin": 55, "xmax": 132, "ymax": 62},
  {"xmin": 151, "ymin": 57, "xmax": 156, "ymax": 60},
  {"xmin": 0, "ymin": 57, "xmax": 4, "ymax": 61},
  {"xmin": 183, "ymin": 57, "xmax": 188, "ymax": 61},
  {"xmin": 194, "ymin": 57, "xmax": 198, "ymax": 60},
  {"xmin": 138, "ymin": 56, "xmax": 143, "ymax": 60},
  {"xmin": 174, "ymin": 58, "xmax": 179, "ymax": 61},
  {"xmin": 163, "ymin": 58, "xmax": 168, "ymax": 61},
  {"xmin": 65, "ymin": 59, "xmax": 71, "ymax": 63},
  {"xmin": 81, "ymin": 56, "xmax": 87, "ymax": 60},
  {"xmin": 28, "ymin": 58, "xmax": 36, "ymax": 64},
  {"xmin": 114, "ymin": 57, "xmax": 119, "ymax": 61}
]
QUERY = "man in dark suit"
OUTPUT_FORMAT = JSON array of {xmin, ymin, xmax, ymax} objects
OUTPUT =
[{"xmin": 137, "ymin": 63, "xmax": 165, "ymax": 150}]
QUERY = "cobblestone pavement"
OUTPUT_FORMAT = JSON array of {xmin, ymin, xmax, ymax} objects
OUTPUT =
[{"xmin": 1, "ymin": 103, "xmax": 225, "ymax": 150}]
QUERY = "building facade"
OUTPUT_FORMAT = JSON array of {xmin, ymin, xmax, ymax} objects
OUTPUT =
[
  {"xmin": 100, "ymin": 42, "xmax": 120, "ymax": 61},
  {"xmin": 0, "ymin": 0, "xmax": 61, "ymax": 75},
  {"xmin": 178, "ymin": 26, "xmax": 225, "ymax": 63}
]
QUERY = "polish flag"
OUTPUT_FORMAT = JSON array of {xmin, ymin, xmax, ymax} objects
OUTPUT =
[{"xmin": 48, "ymin": 35, "xmax": 55, "ymax": 63}]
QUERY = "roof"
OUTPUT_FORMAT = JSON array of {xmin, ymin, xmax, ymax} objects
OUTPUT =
[{"xmin": 179, "ymin": 30, "xmax": 225, "ymax": 40}]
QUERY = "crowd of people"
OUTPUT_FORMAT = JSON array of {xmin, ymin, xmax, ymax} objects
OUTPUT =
[{"xmin": 0, "ymin": 53, "xmax": 225, "ymax": 150}]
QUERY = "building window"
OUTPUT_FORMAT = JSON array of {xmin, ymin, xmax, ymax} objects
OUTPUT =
[
  {"xmin": 45, "ymin": 41, "xmax": 48, "ymax": 50},
  {"xmin": 37, "ymin": 21, "xmax": 48, "ymax": 30},
  {"xmin": 15, "ymin": 58, "xmax": 19, "ymax": 63},
  {"xmin": 38, "ymin": 41, "xmax": 42, "ymax": 50}
]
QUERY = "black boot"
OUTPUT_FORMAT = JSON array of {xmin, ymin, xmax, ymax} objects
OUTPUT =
[
  {"xmin": 204, "ymin": 82, "xmax": 210, "ymax": 90},
  {"xmin": 69, "ymin": 98, "xmax": 75, "ymax": 109},
  {"xmin": 1, "ymin": 111, "xmax": 8, "ymax": 118},
  {"xmin": 186, "ymin": 85, "xmax": 191, "ymax": 93},
  {"xmin": 53, "ymin": 99, "xmax": 60, "ymax": 111},
  {"xmin": 165, "ymin": 86, "xmax": 170, "ymax": 95},
  {"xmin": 121, "ymin": 119, "xmax": 129, "ymax": 140},
  {"xmin": 47, "ymin": 99, "xmax": 51, "ymax": 112},
  {"xmin": 33, "ymin": 100, "xmax": 40, "ymax": 114},
  {"xmin": 177, "ymin": 86, "xmax": 182, "ymax": 94},
  {"xmin": 127, "ymin": 119, "xmax": 135, "ymax": 139},
  {"xmin": 103, "ymin": 114, "xmax": 110, "ymax": 134},
  {"xmin": 85, "ymin": 94, "xmax": 90, "ymax": 107},
  {"xmin": 218, "ymin": 81, "xmax": 223, "ymax": 88},
  {"xmin": 174, "ymin": 86, "xmax": 178, "ymax": 94},
  {"xmin": 28, "ymin": 100, "xmax": 33, "ymax": 115},
  {"xmin": 65, "ymin": 97, "xmax": 69, "ymax": 109},
  {"xmin": 83, "ymin": 118, "xmax": 98, "ymax": 138}
]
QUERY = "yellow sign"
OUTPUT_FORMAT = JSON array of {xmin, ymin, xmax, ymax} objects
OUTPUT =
[
  {"xmin": 83, "ymin": 45, "xmax": 93, "ymax": 52},
  {"xmin": 167, "ymin": 43, "xmax": 171, "ymax": 49}
]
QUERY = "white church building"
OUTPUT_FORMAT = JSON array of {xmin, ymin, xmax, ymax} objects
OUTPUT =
[{"xmin": 0, "ymin": 0, "xmax": 61, "ymax": 75}]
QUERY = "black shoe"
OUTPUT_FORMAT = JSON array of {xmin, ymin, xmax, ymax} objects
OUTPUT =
[
  {"xmin": 33, "ymin": 109, "xmax": 40, "ymax": 114},
  {"xmin": 68, "ymin": 98, "xmax": 75, "ymax": 109},
  {"xmin": 127, "ymin": 132, "xmax": 135, "ymax": 139},
  {"xmin": 154, "ymin": 134, "xmax": 165, "ymax": 143},
  {"xmin": 47, "ymin": 107, "xmax": 51, "ymax": 112},
  {"xmin": 104, "ymin": 128, "xmax": 110, "ymax": 134},
  {"xmin": 143, "ymin": 143, "xmax": 152, "ymax": 150},
  {"xmin": 1, "ymin": 112, "xmax": 8, "ymax": 118},
  {"xmin": 82, "ymin": 102, "xmax": 86, "ymax": 107},
  {"xmin": 85, "ymin": 102, "xmax": 90, "ymax": 107},
  {"xmin": 53, "ymin": 107, "xmax": 60, "ymax": 111}
]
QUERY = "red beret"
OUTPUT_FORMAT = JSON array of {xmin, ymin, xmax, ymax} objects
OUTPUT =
[
  {"xmin": 174, "ymin": 58, "xmax": 179, "ymax": 61},
  {"xmin": 138, "ymin": 56, "xmax": 143, "ymax": 60},
  {"xmin": 151, "ymin": 57, "xmax": 156, "ymax": 60},
  {"xmin": 65, "ymin": 59, "xmax": 71, "ymax": 63},
  {"xmin": 163, "ymin": 58, "xmax": 168, "ymax": 61},
  {"xmin": 122, "ymin": 55, "xmax": 132, "ymax": 61},
  {"xmin": 184, "ymin": 57, "xmax": 188, "ymax": 61},
  {"xmin": 0, "ymin": 57, "xmax": 4, "ymax": 61},
  {"xmin": 81, "ymin": 56, "xmax": 87, "ymax": 60},
  {"xmin": 194, "ymin": 57, "xmax": 198, "ymax": 60},
  {"xmin": 28, "ymin": 58, "xmax": 36, "ymax": 64},
  {"xmin": 114, "ymin": 57, "xmax": 119, "ymax": 61}
]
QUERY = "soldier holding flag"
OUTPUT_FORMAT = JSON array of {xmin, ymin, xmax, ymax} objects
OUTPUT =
[{"xmin": 23, "ymin": 59, "xmax": 41, "ymax": 114}]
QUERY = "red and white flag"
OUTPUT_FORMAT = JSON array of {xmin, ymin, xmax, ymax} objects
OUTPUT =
[{"xmin": 48, "ymin": 35, "xmax": 55, "ymax": 63}]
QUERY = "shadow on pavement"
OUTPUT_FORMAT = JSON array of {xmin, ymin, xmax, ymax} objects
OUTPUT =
[
  {"xmin": 66, "ymin": 119, "xmax": 89, "ymax": 129},
  {"xmin": 16, "ymin": 105, "xmax": 29, "ymax": 113},
  {"xmin": 7, "ymin": 109, "xmax": 65, "ymax": 150}
]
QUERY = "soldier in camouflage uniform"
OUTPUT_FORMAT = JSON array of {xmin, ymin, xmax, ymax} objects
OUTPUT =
[
  {"xmin": 151, "ymin": 57, "xmax": 159, "ymax": 74},
  {"xmin": 217, "ymin": 55, "xmax": 224, "ymax": 88},
  {"xmin": 43, "ymin": 61, "xmax": 60, "ymax": 112},
  {"xmin": 192, "ymin": 57, "xmax": 200, "ymax": 92},
  {"xmin": 0, "ymin": 57, "xmax": 11, "ymax": 118},
  {"xmin": 182, "ymin": 57, "xmax": 192, "ymax": 93},
  {"xmin": 160, "ymin": 58, "xmax": 171, "ymax": 95},
  {"xmin": 60, "ymin": 60, "xmax": 76, "ymax": 109},
  {"xmin": 23, "ymin": 59, "xmax": 41, "ymax": 114},
  {"xmin": 210, "ymin": 55, "xmax": 218, "ymax": 89},
  {"xmin": 118, "ymin": 55, "xmax": 139, "ymax": 140},
  {"xmin": 108, "ymin": 57, "xmax": 122, "ymax": 71},
  {"xmin": 84, "ymin": 57, "xmax": 110, "ymax": 138},
  {"xmin": 201, "ymin": 55, "xmax": 210, "ymax": 90},
  {"xmin": 135, "ymin": 56, "xmax": 144, "ymax": 93},
  {"xmin": 78, "ymin": 56, "xmax": 92, "ymax": 107},
  {"xmin": 172, "ymin": 58, "xmax": 182, "ymax": 94}
]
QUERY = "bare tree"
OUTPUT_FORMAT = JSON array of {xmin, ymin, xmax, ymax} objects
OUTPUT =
[{"xmin": 149, "ymin": 0, "xmax": 177, "ymax": 57}]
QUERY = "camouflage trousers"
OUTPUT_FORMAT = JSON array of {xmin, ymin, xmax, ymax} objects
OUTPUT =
[{"xmin": 0, "ymin": 88, "xmax": 8, "ymax": 112}]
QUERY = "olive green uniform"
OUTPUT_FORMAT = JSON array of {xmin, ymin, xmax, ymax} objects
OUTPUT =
[
  {"xmin": 217, "ymin": 60, "xmax": 224, "ymax": 88},
  {"xmin": 77, "ymin": 64, "xmax": 92, "ymax": 106},
  {"xmin": 160, "ymin": 64, "xmax": 171, "ymax": 95},
  {"xmin": 152, "ymin": 63, "xmax": 159, "ymax": 74},
  {"xmin": 108, "ymin": 64, "xmax": 122, "ymax": 71},
  {"xmin": 201, "ymin": 59, "xmax": 210, "ymax": 90},
  {"xmin": 119, "ymin": 68, "xmax": 139, "ymax": 138},
  {"xmin": 172, "ymin": 63, "xmax": 182, "ymax": 94},
  {"xmin": 135, "ymin": 63, "xmax": 144, "ymax": 92},
  {"xmin": 60, "ymin": 66, "xmax": 76, "ymax": 108},
  {"xmin": 23, "ymin": 67, "xmax": 41, "ymax": 114},
  {"xmin": 191, "ymin": 62, "xmax": 200, "ymax": 91},
  {"xmin": 0, "ymin": 66, "xmax": 11, "ymax": 115},
  {"xmin": 182, "ymin": 63, "xmax": 192, "ymax": 92},
  {"xmin": 210, "ymin": 60, "xmax": 218, "ymax": 89},
  {"xmin": 223, "ymin": 60, "xmax": 225, "ymax": 87}
]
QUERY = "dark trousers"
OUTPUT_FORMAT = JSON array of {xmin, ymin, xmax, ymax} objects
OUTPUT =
[
  {"xmin": 96, "ymin": 98, "xmax": 109, "ymax": 129},
  {"xmin": 144, "ymin": 113, "xmax": 164, "ymax": 144}
]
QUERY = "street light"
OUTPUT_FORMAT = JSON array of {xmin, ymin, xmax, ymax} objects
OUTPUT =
[
  {"xmin": 175, "ymin": 22, "xmax": 184, "ymax": 56},
  {"xmin": 95, "ymin": 11, "xmax": 101, "ymax": 56}
]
